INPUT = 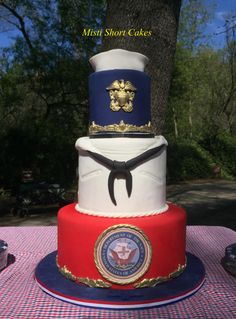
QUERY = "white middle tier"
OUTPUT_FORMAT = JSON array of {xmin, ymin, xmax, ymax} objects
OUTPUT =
[{"xmin": 75, "ymin": 136, "xmax": 168, "ymax": 217}]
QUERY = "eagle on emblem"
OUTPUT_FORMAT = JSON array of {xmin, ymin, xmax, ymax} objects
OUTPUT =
[
  {"xmin": 106, "ymin": 79, "xmax": 137, "ymax": 112},
  {"xmin": 109, "ymin": 247, "xmax": 137, "ymax": 267}
]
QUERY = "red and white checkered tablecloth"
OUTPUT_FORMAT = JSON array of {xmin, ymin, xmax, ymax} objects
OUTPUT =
[{"xmin": 0, "ymin": 225, "xmax": 236, "ymax": 319}]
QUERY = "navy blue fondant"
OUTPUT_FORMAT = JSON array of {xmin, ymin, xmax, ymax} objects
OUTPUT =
[
  {"xmin": 35, "ymin": 251, "xmax": 205, "ymax": 309},
  {"xmin": 89, "ymin": 69, "xmax": 151, "ymax": 129}
]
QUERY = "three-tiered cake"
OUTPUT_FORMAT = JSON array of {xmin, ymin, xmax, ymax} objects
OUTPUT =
[{"xmin": 35, "ymin": 49, "xmax": 205, "ymax": 309}]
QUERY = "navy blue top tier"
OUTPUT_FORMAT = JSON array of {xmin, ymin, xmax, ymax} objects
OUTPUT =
[
  {"xmin": 89, "ymin": 69, "xmax": 152, "ymax": 135},
  {"xmin": 88, "ymin": 49, "xmax": 153, "ymax": 137}
]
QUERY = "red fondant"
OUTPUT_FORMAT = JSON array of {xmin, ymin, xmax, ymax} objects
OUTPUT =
[{"xmin": 57, "ymin": 203, "xmax": 186, "ymax": 290}]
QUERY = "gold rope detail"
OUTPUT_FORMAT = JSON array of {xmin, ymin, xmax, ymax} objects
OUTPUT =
[
  {"xmin": 134, "ymin": 261, "xmax": 187, "ymax": 288},
  {"xmin": 56, "ymin": 256, "xmax": 111, "ymax": 288},
  {"xmin": 89, "ymin": 120, "xmax": 153, "ymax": 133}
]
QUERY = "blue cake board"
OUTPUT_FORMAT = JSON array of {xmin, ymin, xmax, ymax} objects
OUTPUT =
[{"xmin": 35, "ymin": 251, "xmax": 205, "ymax": 310}]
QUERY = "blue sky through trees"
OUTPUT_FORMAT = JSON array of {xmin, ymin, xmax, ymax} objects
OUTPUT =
[
  {"xmin": 205, "ymin": 0, "xmax": 236, "ymax": 48},
  {"xmin": 0, "ymin": 1, "xmax": 235, "ymax": 49}
]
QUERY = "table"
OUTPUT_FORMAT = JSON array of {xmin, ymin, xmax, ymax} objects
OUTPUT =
[{"xmin": 0, "ymin": 226, "xmax": 236, "ymax": 319}]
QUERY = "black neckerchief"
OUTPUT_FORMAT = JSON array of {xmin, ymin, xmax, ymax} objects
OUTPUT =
[{"xmin": 87, "ymin": 144, "xmax": 166, "ymax": 206}]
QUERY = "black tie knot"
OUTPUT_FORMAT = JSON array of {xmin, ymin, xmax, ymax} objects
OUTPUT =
[
  {"xmin": 113, "ymin": 161, "xmax": 127, "ymax": 172},
  {"xmin": 87, "ymin": 143, "xmax": 165, "ymax": 206}
]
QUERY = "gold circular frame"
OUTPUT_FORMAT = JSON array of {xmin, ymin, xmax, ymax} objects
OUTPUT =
[{"xmin": 94, "ymin": 224, "xmax": 152, "ymax": 285}]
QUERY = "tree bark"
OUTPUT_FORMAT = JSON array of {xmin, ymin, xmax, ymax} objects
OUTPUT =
[{"xmin": 102, "ymin": 0, "xmax": 182, "ymax": 134}]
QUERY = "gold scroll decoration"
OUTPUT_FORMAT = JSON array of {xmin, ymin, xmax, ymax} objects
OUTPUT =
[
  {"xmin": 134, "ymin": 261, "xmax": 187, "ymax": 288},
  {"xmin": 56, "ymin": 256, "xmax": 186, "ymax": 289},
  {"xmin": 56, "ymin": 256, "xmax": 111, "ymax": 288},
  {"xmin": 89, "ymin": 120, "xmax": 152, "ymax": 134}
]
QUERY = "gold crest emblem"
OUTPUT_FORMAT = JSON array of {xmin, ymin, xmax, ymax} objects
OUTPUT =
[{"xmin": 106, "ymin": 79, "xmax": 137, "ymax": 112}]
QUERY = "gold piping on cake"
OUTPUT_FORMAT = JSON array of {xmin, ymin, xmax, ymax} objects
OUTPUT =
[
  {"xmin": 89, "ymin": 120, "xmax": 153, "ymax": 133},
  {"xmin": 134, "ymin": 260, "xmax": 187, "ymax": 288},
  {"xmin": 56, "ymin": 256, "xmax": 111, "ymax": 288}
]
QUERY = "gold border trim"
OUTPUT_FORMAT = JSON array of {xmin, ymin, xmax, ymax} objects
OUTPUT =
[
  {"xmin": 94, "ymin": 224, "xmax": 152, "ymax": 285},
  {"xmin": 89, "ymin": 120, "xmax": 153, "ymax": 133},
  {"xmin": 56, "ymin": 256, "xmax": 111, "ymax": 288},
  {"xmin": 134, "ymin": 258, "xmax": 187, "ymax": 288},
  {"xmin": 56, "ymin": 255, "xmax": 187, "ymax": 289}
]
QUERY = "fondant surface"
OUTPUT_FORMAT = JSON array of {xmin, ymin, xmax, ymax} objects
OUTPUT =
[
  {"xmin": 75, "ymin": 136, "xmax": 167, "ymax": 215},
  {"xmin": 88, "ymin": 49, "xmax": 152, "ymax": 135},
  {"xmin": 89, "ymin": 49, "xmax": 149, "ymax": 72},
  {"xmin": 36, "ymin": 251, "xmax": 205, "ymax": 309},
  {"xmin": 57, "ymin": 203, "xmax": 186, "ymax": 290},
  {"xmin": 89, "ymin": 69, "xmax": 151, "ymax": 129}
]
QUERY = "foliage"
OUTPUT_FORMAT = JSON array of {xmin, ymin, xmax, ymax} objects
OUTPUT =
[
  {"xmin": 0, "ymin": 0, "xmax": 105, "ymax": 190},
  {"xmin": 200, "ymin": 134, "xmax": 236, "ymax": 178},
  {"xmin": 0, "ymin": 0, "xmax": 236, "ymax": 189},
  {"xmin": 167, "ymin": 140, "xmax": 213, "ymax": 182},
  {"xmin": 165, "ymin": 1, "xmax": 236, "ymax": 181},
  {"xmin": 166, "ymin": 44, "xmax": 236, "ymax": 138},
  {"xmin": 178, "ymin": 0, "xmax": 215, "ymax": 50}
]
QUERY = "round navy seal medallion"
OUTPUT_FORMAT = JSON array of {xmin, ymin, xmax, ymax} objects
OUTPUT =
[{"xmin": 94, "ymin": 224, "xmax": 152, "ymax": 285}]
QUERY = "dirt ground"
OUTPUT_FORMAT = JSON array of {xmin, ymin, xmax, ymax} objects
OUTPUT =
[{"xmin": 0, "ymin": 179, "xmax": 236, "ymax": 230}]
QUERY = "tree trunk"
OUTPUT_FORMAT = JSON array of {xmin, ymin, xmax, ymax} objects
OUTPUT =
[{"xmin": 102, "ymin": 0, "xmax": 182, "ymax": 135}]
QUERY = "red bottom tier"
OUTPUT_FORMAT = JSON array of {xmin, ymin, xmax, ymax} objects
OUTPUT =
[{"xmin": 57, "ymin": 203, "xmax": 186, "ymax": 290}]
